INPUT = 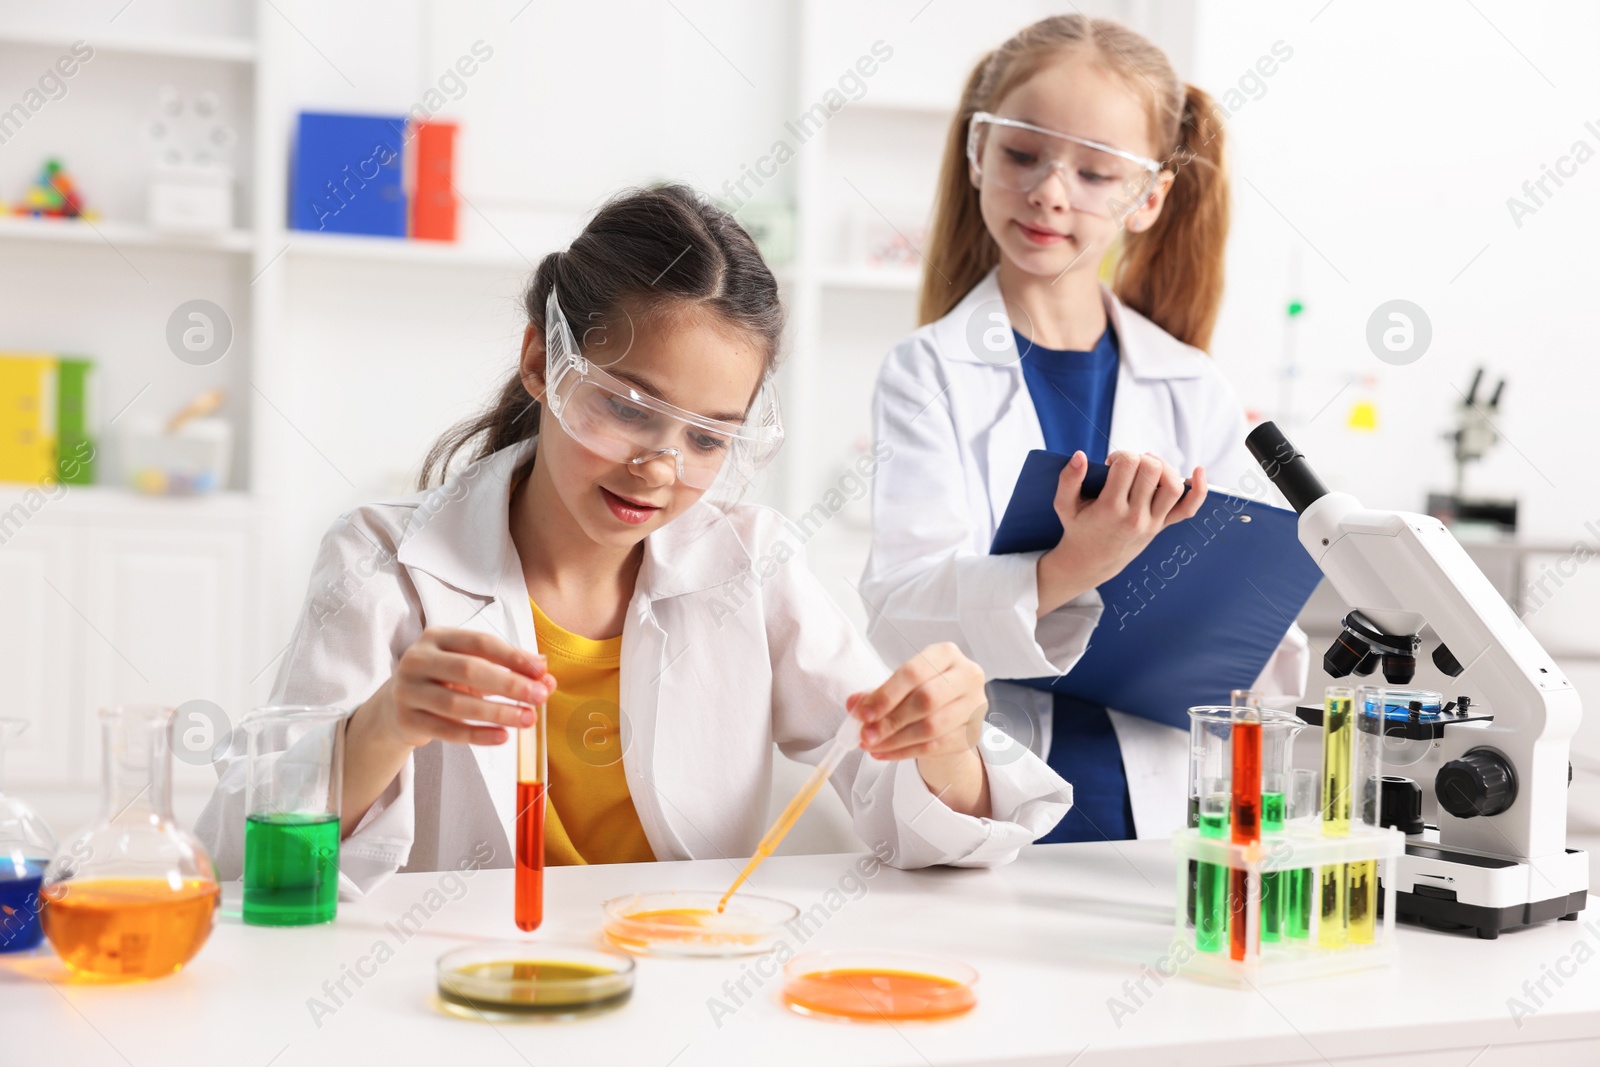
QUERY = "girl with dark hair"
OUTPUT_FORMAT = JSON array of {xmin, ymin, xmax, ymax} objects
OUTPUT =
[{"xmin": 200, "ymin": 184, "xmax": 1070, "ymax": 890}]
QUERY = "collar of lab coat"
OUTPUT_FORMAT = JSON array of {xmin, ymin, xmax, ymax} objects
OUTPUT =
[
  {"xmin": 931, "ymin": 267, "xmax": 1209, "ymax": 379},
  {"xmin": 394, "ymin": 435, "xmax": 755, "ymax": 605}
]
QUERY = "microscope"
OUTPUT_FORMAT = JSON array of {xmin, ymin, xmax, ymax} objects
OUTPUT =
[{"xmin": 1247, "ymin": 422, "xmax": 1588, "ymax": 939}]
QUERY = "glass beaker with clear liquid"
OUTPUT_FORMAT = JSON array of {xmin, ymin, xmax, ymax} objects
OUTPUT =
[
  {"xmin": 242, "ymin": 705, "xmax": 350, "ymax": 927},
  {"xmin": 0, "ymin": 717, "xmax": 57, "ymax": 952},
  {"xmin": 41, "ymin": 705, "xmax": 220, "ymax": 979}
]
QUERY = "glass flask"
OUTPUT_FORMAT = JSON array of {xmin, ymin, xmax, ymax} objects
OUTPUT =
[
  {"xmin": 41, "ymin": 705, "xmax": 220, "ymax": 979},
  {"xmin": 0, "ymin": 717, "xmax": 57, "ymax": 952}
]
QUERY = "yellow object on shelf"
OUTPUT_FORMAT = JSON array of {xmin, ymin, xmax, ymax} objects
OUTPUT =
[{"xmin": 0, "ymin": 353, "xmax": 58, "ymax": 483}]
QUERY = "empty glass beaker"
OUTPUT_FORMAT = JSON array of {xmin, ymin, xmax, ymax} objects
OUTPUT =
[
  {"xmin": 241, "ymin": 705, "xmax": 350, "ymax": 926},
  {"xmin": 0, "ymin": 717, "xmax": 56, "ymax": 952},
  {"xmin": 41, "ymin": 706, "xmax": 220, "ymax": 979}
]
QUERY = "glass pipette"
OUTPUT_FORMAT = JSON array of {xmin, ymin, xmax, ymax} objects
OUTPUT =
[{"xmin": 718, "ymin": 715, "xmax": 863, "ymax": 913}]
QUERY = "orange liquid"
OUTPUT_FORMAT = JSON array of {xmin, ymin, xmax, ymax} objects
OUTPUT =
[
  {"xmin": 718, "ymin": 768, "xmax": 830, "ymax": 913},
  {"xmin": 783, "ymin": 968, "xmax": 976, "ymax": 1021},
  {"xmin": 626, "ymin": 908, "xmax": 714, "ymax": 928},
  {"xmin": 516, "ymin": 780, "xmax": 545, "ymax": 932},
  {"xmin": 1230, "ymin": 719, "xmax": 1262, "ymax": 962},
  {"xmin": 40, "ymin": 878, "xmax": 219, "ymax": 980}
]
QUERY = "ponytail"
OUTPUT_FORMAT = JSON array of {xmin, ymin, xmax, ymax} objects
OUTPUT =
[
  {"xmin": 919, "ymin": 54, "xmax": 998, "ymax": 326},
  {"xmin": 1113, "ymin": 84, "xmax": 1229, "ymax": 351},
  {"xmin": 916, "ymin": 15, "xmax": 1230, "ymax": 352}
]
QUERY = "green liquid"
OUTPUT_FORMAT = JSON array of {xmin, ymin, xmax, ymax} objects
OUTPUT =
[
  {"xmin": 1285, "ymin": 867, "xmax": 1313, "ymax": 939},
  {"xmin": 243, "ymin": 812, "xmax": 340, "ymax": 926},
  {"xmin": 1260, "ymin": 791, "xmax": 1286, "ymax": 943},
  {"xmin": 1195, "ymin": 806, "xmax": 1228, "ymax": 953}
]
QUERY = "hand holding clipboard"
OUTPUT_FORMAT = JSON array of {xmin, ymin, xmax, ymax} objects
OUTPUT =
[{"xmin": 1035, "ymin": 450, "xmax": 1210, "ymax": 620}]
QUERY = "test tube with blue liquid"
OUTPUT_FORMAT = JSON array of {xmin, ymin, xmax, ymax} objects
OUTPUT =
[{"xmin": 0, "ymin": 717, "xmax": 55, "ymax": 952}]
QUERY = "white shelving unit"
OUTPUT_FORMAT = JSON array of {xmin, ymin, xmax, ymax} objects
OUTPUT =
[{"xmin": 0, "ymin": 29, "xmax": 256, "ymax": 63}]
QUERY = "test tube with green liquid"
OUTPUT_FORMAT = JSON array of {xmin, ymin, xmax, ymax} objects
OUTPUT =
[
  {"xmin": 1188, "ymin": 700, "xmax": 1245, "ymax": 952},
  {"xmin": 1285, "ymin": 768, "xmax": 1319, "ymax": 939},
  {"xmin": 1195, "ymin": 791, "xmax": 1229, "ymax": 952},
  {"xmin": 1319, "ymin": 687, "xmax": 1354, "ymax": 947},
  {"xmin": 1258, "ymin": 712, "xmax": 1302, "ymax": 944}
]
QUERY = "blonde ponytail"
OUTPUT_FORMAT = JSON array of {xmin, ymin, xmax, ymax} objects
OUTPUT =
[{"xmin": 1113, "ymin": 84, "xmax": 1229, "ymax": 351}]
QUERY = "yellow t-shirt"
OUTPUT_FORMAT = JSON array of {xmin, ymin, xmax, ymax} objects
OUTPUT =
[{"xmin": 532, "ymin": 598, "xmax": 655, "ymax": 866}]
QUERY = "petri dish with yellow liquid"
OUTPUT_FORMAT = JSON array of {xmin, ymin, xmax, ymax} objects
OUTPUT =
[
  {"xmin": 782, "ymin": 950, "xmax": 978, "ymax": 1022},
  {"xmin": 601, "ymin": 889, "xmax": 798, "ymax": 957},
  {"xmin": 435, "ymin": 942, "xmax": 635, "ymax": 1021}
]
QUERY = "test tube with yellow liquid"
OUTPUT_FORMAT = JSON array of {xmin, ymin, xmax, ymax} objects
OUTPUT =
[
  {"xmin": 1318, "ymin": 687, "xmax": 1353, "ymax": 947},
  {"xmin": 1347, "ymin": 688, "xmax": 1389, "ymax": 944}
]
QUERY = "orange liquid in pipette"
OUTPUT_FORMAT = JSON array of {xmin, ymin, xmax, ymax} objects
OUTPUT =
[
  {"xmin": 783, "ymin": 968, "xmax": 976, "ymax": 1021},
  {"xmin": 515, "ymin": 780, "xmax": 545, "ymax": 932},
  {"xmin": 1230, "ymin": 719, "xmax": 1262, "ymax": 962},
  {"xmin": 718, "ymin": 765, "xmax": 831, "ymax": 913},
  {"xmin": 41, "ymin": 878, "xmax": 219, "ymax": 979}
]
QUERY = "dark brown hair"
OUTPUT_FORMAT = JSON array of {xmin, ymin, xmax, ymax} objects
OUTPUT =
[
  {"xmin": 419, "ymin": 183, "xmax": 785, "ymax": 487},
  {"xmin": 919, "ymin": 14, "xmax": 1230, "ymax": 352}
]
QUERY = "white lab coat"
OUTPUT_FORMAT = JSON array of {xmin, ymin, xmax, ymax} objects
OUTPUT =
[
  {"xmin": 860, "ymin": 269, "xmax": 1309, "ymax": 839},
  {"xmin": 197, "ymin": 435, "xmax": 1073, "ymax": 897}
]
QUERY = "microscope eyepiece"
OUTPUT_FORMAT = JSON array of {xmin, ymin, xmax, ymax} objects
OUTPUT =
[{"xmin": 1245, "ymin": 421, "xmax": 1329, "ymax": 515}]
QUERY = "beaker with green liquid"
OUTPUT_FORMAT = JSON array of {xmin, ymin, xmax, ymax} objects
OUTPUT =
[{"xmin": 242, "ymin": 706, "xmax": 350, "ymax": 926}]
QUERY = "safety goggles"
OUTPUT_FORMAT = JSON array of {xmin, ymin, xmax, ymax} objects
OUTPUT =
[
  {"xmin": 967, "ymin": 111, "xmax": 1163, "ymax": 219},
  {"xmin": 542, "ymin": 288, "xmax": 784, "ymax": 491}
]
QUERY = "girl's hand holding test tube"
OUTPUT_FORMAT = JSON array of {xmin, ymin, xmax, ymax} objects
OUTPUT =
[{"xmin": 342, "ymin": 627, "xmax": 556, "ymax": 832}]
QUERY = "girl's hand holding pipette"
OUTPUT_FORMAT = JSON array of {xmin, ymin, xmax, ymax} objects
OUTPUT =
[
  {"xmin": 847, "ymin": 642, "xmax": 991, "ymax": 818},
  {"xmin": 341, "ymin": 628, "xmax": 555, "ymax": 833}
]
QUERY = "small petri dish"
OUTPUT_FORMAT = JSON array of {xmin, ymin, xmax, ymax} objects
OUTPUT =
[
  {"xmin": 782, "ymin": 950, "xmax": 978, "ymax": 1022},
  {"xmin": 601, "ymin": 890, "xmax": 798, "ymax": 957},
  {"xmin": 435, "ymin": 942, "xmax": 635, "ymax": 1022}
]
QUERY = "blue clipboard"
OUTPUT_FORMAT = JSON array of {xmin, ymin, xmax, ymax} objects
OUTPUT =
[{"xmin": 990, "ymin": 450, "xmax": 1323, "ymax": 729}]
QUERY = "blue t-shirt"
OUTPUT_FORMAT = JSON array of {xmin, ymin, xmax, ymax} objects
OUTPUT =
[
  {"xmin": 1013, "ymin": 326, "xmax": 1134, "ymax": 843},
  {"xmin": 1017, "ymin": 326, "xmax": 1118, "ymax": 462}
]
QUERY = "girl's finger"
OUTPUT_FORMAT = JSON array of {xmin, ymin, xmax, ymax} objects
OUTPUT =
[
  {"xmin": 867, "ymin": 696, "xmax": 984, "ymax": 756},
  {"xmin": 430, "ymin": 628, "xmax": 550, "ymax": 680},
  {"xmin": 1052, "ymin": 450, "xmax": 1089, "ymax": 517},
  {"xmin": 416, "ymin": 684, "xmax": 538, "ymax": 729},
  {"xmin": 859, "ymin": 654, "xmax": 964, "ymax": 736},
  {"xmin": 854, "ymin": 642, "xmax": 960, "ymax": 724},
  {"xmin": 1126, "ymin": 453, "xmax": 1164, "ymax": 516},
  {"xmin": 432, "ymin": 646, "xmax": 556, "ymax": 703},
  {"xmin": 1100, "ymin": 450, "xmax": 1138, "ymax": 507},
  {"xmin": 417, "ymin": 646, "xmax": 553, "ymax": 705},
  {"xmin": 404, "ymin": 707, "xmax": 510, "ymax": 747},
  {"xmin": 1165, "ymin": 466, "xmax": 1209, "ymax": 525},
  {"xmin": 1148, "ymin": 459, "xmax": 1185, "ymax": 521}
]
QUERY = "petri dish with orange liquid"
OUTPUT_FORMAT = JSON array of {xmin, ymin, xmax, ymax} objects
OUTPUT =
[
  {"xmin": 601, "ymin": 890, "xmax": 797, "ymax": 957},
  {"xmin": 782, "ymin": 950, "xmax": 978, "ymax": 1022},
  {"xmin": 436, "ymin": 942, "xmax": 635, "ymax": 1021}
]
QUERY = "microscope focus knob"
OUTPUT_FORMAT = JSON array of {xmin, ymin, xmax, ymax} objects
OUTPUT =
[{"xmin": 1436, "ymin": 748, "xmax": 1517, "ymax": 819}]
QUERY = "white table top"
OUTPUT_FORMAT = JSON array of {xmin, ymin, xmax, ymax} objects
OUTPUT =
[{"xmin": 6, "ymin": 840, "xmax": 1600, "ymax": 1066}]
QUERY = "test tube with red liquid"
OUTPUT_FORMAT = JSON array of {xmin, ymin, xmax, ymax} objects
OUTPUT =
[
  {"xmin": 515, "ymin": 702, "xmax": 546, "ymax": 932},
  {"xmin": 1229, "ymin": 705, "xmax": 1262, "ymax": 962}
]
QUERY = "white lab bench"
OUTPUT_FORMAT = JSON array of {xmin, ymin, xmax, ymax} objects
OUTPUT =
[{"xmin": 6, "ymin": 840, "xmax": 1599, "ymax": 1066}]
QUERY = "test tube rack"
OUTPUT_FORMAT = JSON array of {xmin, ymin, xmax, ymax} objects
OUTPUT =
[{"xmin": 1170, "ymin": 824, "xmax": 1403, "ymax": 986}]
